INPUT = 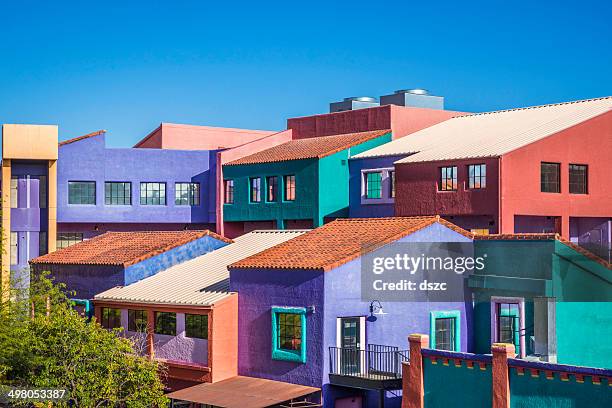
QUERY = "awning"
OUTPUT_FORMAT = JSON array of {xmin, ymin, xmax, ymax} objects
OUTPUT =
[{"xmin": 167, "ymin": 376, "xmax": 320, "ymax": 408}]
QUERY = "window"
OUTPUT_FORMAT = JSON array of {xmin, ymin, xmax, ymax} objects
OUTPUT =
[
  {"xmin": 39, "ymin": 232, "xmax": 47, "ymax": 256},
  {"xmin": 493, "ymin": 300, "xmax": 522, "ymax": 356},
  {"xmin": 250, "ymin": 177, "xmax": 261, "ymax": 203},
  {"xmin": 154, "ymin": 312, "xmax": 176, "ymax": 335},
  {"xmin": 439, "ymin": 166, "xmax": 457, "ymax": 191},
  {"xmin": 389, "ymin": 170, "xmax": 395, "ymax": 198},
  {"xmin": 10, "ymin": 232, "xmax": 18, "ymax": 265},
  {"xmin": 284, "ymin": 175, "xmax": 296, "ymax": 201},
  {"xmin": 540, "ymin": 162, "xmax": 560, "ymax": 193},
  {"xmin": 175, "ymin": 182, "xmax": 200, "ymax": 206},
  {"xmin": 569, "ymin": 164, "xmax": 588, "ymax": 194},
  {"xmin": 101, "ymin": 307, "xmax": 121, "ymax": 330},
  {"xmin": 365, "ymin": 172, "xmax": 382, "ymax": 199},
  {"xmin": 140, "ymin": 182, "xmax": 166, "ymax": 205},
  {"xmin": 57, "ymin": 232, "xmax": 83, "ymax": 249},
  {"xmin": 271, "ymin": 307, "xmax": 306, "ymax": 363},
  {"xmin": 128, "ymin": 309, "xmax": 148, "ymax": 332},
  {"xmin": 468, "ymin": 164, "xmax": 486, "ymax": 189},
  {"xmin": 68, "ymin": 181, "xmax": 96, "ymax": 204},
  {"xmin": 430, "ymin": 311, "xmax": 460, "ymax": 352},
  {"xmin": 266, "ymin": 176, "xmax": 278, "ymax": 202},
  {"xmin": 37, "ymin": 176, "xmax": 47, "ymax": 209},
  {"xmin": 10, "ymin": 177, "xmax": 17, "ymax": 208},
  {"xmin": 185, "ymin": 314, "xmax": 208, "ymax": 339},
  {"xmin": 105, "ymin": 182, "xmax": 132, "ymax": 205},
  {"xmin": 224, "ymin": 180, "xmax": 234, "ymax": 204}
]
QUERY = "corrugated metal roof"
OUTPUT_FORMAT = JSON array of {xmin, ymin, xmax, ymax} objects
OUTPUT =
[
  {"xmin": 352, "ymin": 97, "xmax": 611, "ymax": 162},
  {"xmin": 94, "ymin": 230, "xmax": 307, "ymax": 306}
]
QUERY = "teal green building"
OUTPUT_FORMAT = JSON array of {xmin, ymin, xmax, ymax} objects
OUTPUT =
[
  {"xmin": 469, "ymin": 235, "xmax": 612, "ymax": 368},
  {"xmin": 222, "ymin": 130, "xmax": 392, "ymax": 235}
]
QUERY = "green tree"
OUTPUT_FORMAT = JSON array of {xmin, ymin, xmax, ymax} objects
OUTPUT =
[{"xmin": 0, "ymin": 272, "xmax": 168, "ymax": 407}]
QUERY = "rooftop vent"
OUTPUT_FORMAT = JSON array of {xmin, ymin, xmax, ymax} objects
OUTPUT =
[
  {"xmin": 330, "ymin": 96, "xmax": 380, "ymax": 113},
  {"xmin": 381, "ymin": 88, "xmax": 444, "ymax": 110}
]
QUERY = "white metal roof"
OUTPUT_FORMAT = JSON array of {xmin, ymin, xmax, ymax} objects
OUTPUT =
[
  {"xmin": 94, "ymin": 230, "xmax": 308, "ymax": 307},
  {"xmin": 351, "ymin": 97, "xmax": 611, "ymax": 163}
]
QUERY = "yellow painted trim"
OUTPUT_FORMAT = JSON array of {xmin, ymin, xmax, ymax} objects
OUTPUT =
[{"xmin": 1, "ymin": 160, "xmax": 11, "ymax": 301}]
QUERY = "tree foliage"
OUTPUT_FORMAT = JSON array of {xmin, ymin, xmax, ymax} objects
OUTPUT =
[{"xmin": 0, "ymin": 272, "xmax": 168, "ymax": 407}]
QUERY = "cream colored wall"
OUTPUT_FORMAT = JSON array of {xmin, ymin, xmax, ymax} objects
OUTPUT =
[{"xmin": 2, "ymin": 124, "xmax": 58, "ymax": 160}]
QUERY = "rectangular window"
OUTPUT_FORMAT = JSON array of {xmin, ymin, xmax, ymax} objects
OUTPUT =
[
  {"xmin": 39, "ymin": 232, "xmax": 47, "ymax": 256},
  {"xmin": 389, "ymin": 170, "xmax": 396, "ymax": 198},
  {"xmin": 540, "ymin": 162, "xmax": 560, "ymax": 193},
  {"xmin": 68, "ymin": 181, "xmax": 96, "ymax": 204},
  {"xmin": 101, "ymin": 307, "xmax": 121, "ymax": 330},
  {"xmin": 439, "ymin": 166, "xmax": 457, "ymax": 191},
  {"xmin": 271, "ymin": 307, "xmax": 306, "ymax": 363},
  {"xmin": 10, "ymin": 232, "xmax": 18, "ymax": 265},
  {"xmin": 495, "ymin": 302, "xmax": 520, "ymax": 355},
  {"xmin": 10, "ymin": 177, "xmax": 18, "ymax": 208},
  {"xmin": 140, "ymin": 182, "xmax": 166, "ymax": 205},
  {"xmin": 249, "ymin": 177, "xmax": 261, "ymax": 203},
  {"xmin": 468, "ymin": 164, "xmax": 486, "ymax": 189},
  {"xmin": 37, "ymin": 175, "xmax": 47, "ymax": 209},
  {"xmin": 105, "ymin": 182, "xmax": 132, "ymax": 205},
  {"xmin": 284, "ymin": 175, "xmax": 296, "ymax": 201},
  {"xmin": 569, "ymin": 164, "xmax": 588, "ymax": 194},
  {"xmin": 185, "ymin": 314, "xmax": 208, "ymax": 339},
  {"xmin": 266, "ymin": 176, "xmax": 278, "ymax": 202},
  {"xmin": 224, "ymin": 180, "xmax": 234, "ymax": 204},
  {"xmin": 128, "ymin": 309, "xmax": 148, "ymax": 332},
  {"xmin": 154, "ymin": 312, "xmax": 176, "ymax": 335},
  {"xmin": 434, "ymin": 317, "xmax": 456, "ymax": 351},
  {"xmin": 57, "ymin": 232, "xmax": 83, "ymax": 249},
  {"xmin": 175, "ymin": 182, "xmax": 200, "ymax": 206},
  {"xmin": 365, "ymin": 172, "xmax": 382, "ymax": 199}
]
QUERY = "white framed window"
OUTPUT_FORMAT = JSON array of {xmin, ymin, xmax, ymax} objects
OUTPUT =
[{"xmin": 360, "ymin": 168, "xmax": 395, "ymax": 205}]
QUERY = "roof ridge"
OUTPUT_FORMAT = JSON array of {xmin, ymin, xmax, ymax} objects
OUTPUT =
[
  {"xmin": 453, "ymin": 96, "xmax": 611, "ymax": 119},
  {"xmin": 59, "ymin": 129, "xmax": 106, "ymax": 146}
]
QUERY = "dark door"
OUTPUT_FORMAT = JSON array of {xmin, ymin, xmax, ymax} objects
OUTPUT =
[{"xmin": 340, "ymin": 317, "xmax": 361, "ymax": 374}]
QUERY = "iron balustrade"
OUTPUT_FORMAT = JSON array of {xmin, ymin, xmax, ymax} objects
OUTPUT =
[{"xmin": 329, "ymin": 344, "xmax": 409, "ymax": 380}]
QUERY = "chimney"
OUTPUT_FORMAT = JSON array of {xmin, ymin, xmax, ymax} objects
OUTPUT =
[
  {"xmin": 380, "ymin": 89, "xmax": 445, "ymax": 110},
  {"xmin": 329, "ymin": 96, "xmax": 380, "ymax": 113}
]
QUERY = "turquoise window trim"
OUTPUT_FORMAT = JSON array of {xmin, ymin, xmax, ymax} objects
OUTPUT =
[
  {"xmin": 271, "ymin": 306, "xmax": 307, "ymax": 364},
  {"xmin": 429, "ymin": 310, "xmax": 461, "ymax": 351}
]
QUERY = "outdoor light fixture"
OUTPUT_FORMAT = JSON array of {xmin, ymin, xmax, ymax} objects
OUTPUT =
[
  {"xmin": 307, "ymin": 305, "xmax": 316, "ymax": 314},
  {"xmin": 369, "ymin": 300, "xmax": 386, "ymax": 317}
]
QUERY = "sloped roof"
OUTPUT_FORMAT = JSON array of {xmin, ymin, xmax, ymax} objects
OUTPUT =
[
  {"xmin": 59, "ymin": 130, "xmax": 106, "ymax": 146},
  {"xmin": 94, "ymin": 230, "xmax": 307, "ymax": 306},
  {"xmin": 30, "ymin": 230, "xmax": 231, "ymax": 267},
  {"xmin": 351, "ymin": 97, "xmax": 611, "ymax": 162},
  {"xmin": 229, "ymin": 216, "xmax": 472, "ymax": 272},
  {"xmin": 225, "ymin": 129, "xmax": 391, "ymax": 166}
]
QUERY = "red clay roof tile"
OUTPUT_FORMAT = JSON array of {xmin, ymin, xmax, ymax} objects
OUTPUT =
[
  {"xmin": 225, "ymin": 129, "xmax": 391, "ymax": 166},
  {"xmin": 229, "ymin": 216, "xmax": 473, "ymax": 272},
  {"xmin": 30, "ymin": 230, "xmax": 231, "ymax": 267}
]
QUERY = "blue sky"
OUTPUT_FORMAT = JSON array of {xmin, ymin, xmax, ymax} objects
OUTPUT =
[{"xmin": 0, "ymin": 0, "xmax": 610, "ymax": 147}]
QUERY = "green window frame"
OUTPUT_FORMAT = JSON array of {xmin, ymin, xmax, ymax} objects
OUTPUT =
[
  {"xmin": 128, "ymin": 309, "xmax": 147, "ymax": 332},
  {"xmin": 185, "ymin": 314, "xmax": 208, "ymax": 339},
  {"xmin": 365, "ymin": 171, "xmax": 382, "ymax": 199},
  {"xmin": 429, "ymin": 310, "xmax": 461, "ymax": 351},
  {"xmin": 101, "ymin": 307, "xmax": 121, "ymax": 330},
  {"xmin": 68, "ymin": 181, "xmax": 96, "ymax": 205},
  {"xmin": 271, "ymin": 306, "xmax": 306, "ymax": 363},
  {"xmin": 154, "ymin": 312, "xmax": 176, "ymax": 335},
  {"xmin": 105, "ymin": 182, "xmax": 132, "ymax": 205}
]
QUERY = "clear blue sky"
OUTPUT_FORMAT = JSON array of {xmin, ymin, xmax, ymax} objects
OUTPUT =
[{"xmin": 1, "ymin": 0, "xmax": 610, "ymax": 147}]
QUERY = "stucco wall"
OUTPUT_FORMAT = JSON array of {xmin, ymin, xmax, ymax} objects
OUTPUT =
[
  {"xmin": 31, "ymin": 263, "xmax": 124, "ymax": 300},
  {"xmin": 348, "ymin": 155, "xmax": 402, "ymax": 218},
  {"xmin": 230, "ymin": 267, "xmax": 325, "ymax": 388},
  {"xmin": 152, "ymin": 312, "xmax": 208, "ymax": 365}
]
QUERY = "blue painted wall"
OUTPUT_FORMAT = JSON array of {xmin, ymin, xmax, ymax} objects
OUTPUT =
[
  {"xmin": 348, "ymin": 155, "xmax": 404, "ymax": 218},
  {"xmin": 57, "ymin": 132, "xmax": 217, "ymax": 225}
]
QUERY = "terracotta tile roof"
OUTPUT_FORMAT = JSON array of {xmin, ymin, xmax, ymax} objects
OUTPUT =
[
  {"xmin": 225, "ymin": 129, "xmax": 391, "ymax": 166},
  {"xmin": 59, "ymin": 130, "xmax": 106, "ymax": 146},
  {"xmin": 229, "ymin": 216, "xmax": 473, "ymax": 272},
  {"xmin": 30, "ymin": 230, "xmax": 232, "ymax": 267},
  {"xmin": 474, "ymin": 233, "xmax": 611, "ymax": 269}
]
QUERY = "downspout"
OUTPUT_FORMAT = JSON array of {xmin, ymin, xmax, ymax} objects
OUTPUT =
[{"xmin": 216, "ymin": 151, "xmax": 224, "ymax": 237}]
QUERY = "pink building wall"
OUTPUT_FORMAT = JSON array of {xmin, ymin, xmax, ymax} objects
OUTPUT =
[{"xmin": 134, "ymin": 123, "xmax": 276, "ymax": 150}]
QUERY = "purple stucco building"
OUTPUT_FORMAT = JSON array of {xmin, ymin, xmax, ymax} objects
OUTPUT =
[{"xmin": 229, "ymin": 217, "xmax": 474, "ymax": 408}]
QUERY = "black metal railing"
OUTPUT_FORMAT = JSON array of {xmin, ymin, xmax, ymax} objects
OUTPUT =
[{"xmin": 329, "ymin": 344, "xmax": 409, "ymax": 380}]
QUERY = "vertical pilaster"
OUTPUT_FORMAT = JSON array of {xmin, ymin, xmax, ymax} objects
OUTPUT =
[
  {"xmin": 403, "ymin": 334, "xmax": 428, "ymax": 408},
  {"xmin": 47, "ymin": 160, "xmax": 57, "ymax": 253},
  {"xmin": 492, "ymin": 343, "xmax": 516, "ymax": 408},
  {"xmin": 147, "ymin": 309, "xmax": 155, "ymax": 359},
  {"xmin": 534, "ymin": 297, "xmax": 557, "ymax": 363},
  {"xmin": 1, "ymin": 159, "xmax": 11, "ymax": 301}
]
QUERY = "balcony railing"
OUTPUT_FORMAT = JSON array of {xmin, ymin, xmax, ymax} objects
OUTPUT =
[{"xmin": 329, "ymin": 344, "xmax": 409, "ymax": 381}]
